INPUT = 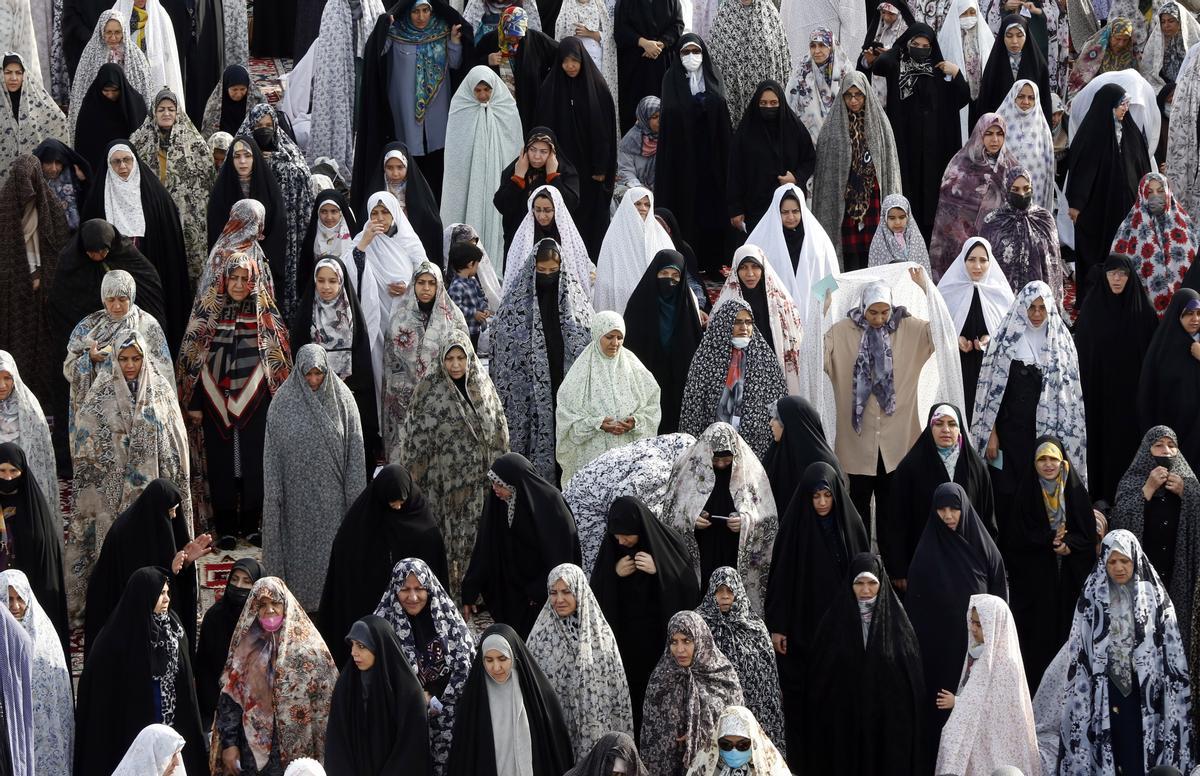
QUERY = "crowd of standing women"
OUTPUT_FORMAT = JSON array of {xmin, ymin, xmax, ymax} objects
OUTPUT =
[{"xmin": 3, "ymin": 0, "xmax": 1200, "ymax": 771}]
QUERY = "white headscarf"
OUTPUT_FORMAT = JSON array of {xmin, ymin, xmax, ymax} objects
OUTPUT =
[
  {"xmin": 997, "ymin": 79, "xmax": 1057, "ymax": 209},
  {"xmin": 744, "ymin": 183, "xmax": 840, "ymax": 322},
  {"xmin": 683, "ymin": 705, "xmax": 791, "ymax": 775},
  {"xmin": 312, "ymin": 197, "xmax": 352, "ymax": 259},
  {"xmin": 348, "ymin": 190, "xmax": 427, "ymax": 382},
  {"xmin": 934, "ymin": 595, "xmax": 1040, "ymax": 776},
  {"xmin": 936, "ymin": 237, "xmax": 1016, "ymax": 336},
  {"xmin": 938, "ymin": 0, "xmax": 994, "ymax": 141},
  {"xmin": 110, "ymin": 724, "xmax": 186, "ymax": 776},
  {"xmin": 441, "ymin": 66, "xmax": 523, "ymax": 277},
  {"xmin": 593, "ymin": 187, "xmax": 674, "ymax": 313},
  {"xmin": 111, "ymin": 0, "xmax": 186, "ymax": 111},
  {"xmin": 481, "ymin": 632, "xmax": 535, "ymax": 776},
  {"xmin": 102, "ymin": 143, "xmax": 146, "ymax": 238},
  {"xmin": 503, "ymin": 184, "xmax": 594, "ymax": 296}
]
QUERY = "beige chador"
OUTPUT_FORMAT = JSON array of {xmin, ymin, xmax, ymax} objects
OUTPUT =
[{"xmin": 823, "ymin": 315, "xmax": 933, "ymax": 476}]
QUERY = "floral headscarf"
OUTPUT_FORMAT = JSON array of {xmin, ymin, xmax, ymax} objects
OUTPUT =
[{"xmin": 1110, "ymin": 172, "xmax": 1198, "ymax": 315}]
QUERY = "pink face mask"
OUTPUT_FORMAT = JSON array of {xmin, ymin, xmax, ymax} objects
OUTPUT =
[{"xmin": 259, "ymin": 614, "xmax": 284, "ymax": 633}]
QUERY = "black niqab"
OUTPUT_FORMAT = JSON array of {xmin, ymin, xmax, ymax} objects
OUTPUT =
[
  {"xmin": 885, "ymin": 402, "xmax": 997, "ymax": 580},
  {"xmin": 807, "ymin": 553, "xmax": 925, "ymax": 775},
  {"xmin": 727, "ymin": 80, "xmax": 816, "ymax": 230},
  {"xmin": 0, "ymin": 443, "xmax": 68, "ymax": 655},
  {"xmin": 81, "ymin": 141, "xmax": 190, "ymax": 353},
  {"xmin": 904, "ymin": 482, "xmax": 1006, "ymax": 767},
  {"xmin": 446, "ymin": 623, "xmax": 574, "ymax": 776},
  {"xmin": 73, "ymin": 566, "xmax": 207, "ymax": 776},
  {"xmin": 623, "ymin": 249, "xmax": 703, "ymax": 433},
  {"xmin": 320, "ymin": 464, "xmax": 449, "ymax": 665},
  {"xmin": 195, "ymin": 557, "xmax": 263, "ymax": 723},
  {"xmin": 1074, "ymin": 254, "xmax": 1159, "ymax": 501},
  {"xmin": 82, "ymin": 479, "xmax": 198, "ymax": 656},
  {"xmin": 1138, "ymin": 288, "xmax": 1200, "ymax": 466},
  {"xmin": 325, "ymin": 615, "xmax": 433, "ymax": 776},
  {"xmin": 762, "ymin": 395, "xmax": 843, "ymax": 510},
  {"xmin": 72, "ymin": 63, "xmax": 148, "ymax": 172}
]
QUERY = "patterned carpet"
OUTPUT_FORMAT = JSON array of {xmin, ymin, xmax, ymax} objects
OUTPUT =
[{"xmin": 249, "ymin": 56, "xmax": 292, "ymax": 104}]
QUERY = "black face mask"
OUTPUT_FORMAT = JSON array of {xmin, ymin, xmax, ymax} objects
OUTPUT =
[
  {"xmin": 908, "ymin": 44, "xmax": 932, "ymax": 62},
  {"xmin": 252, "ymin": 126, "xmax": 277, "ymax": 152},
  {"xmin": 759, "ymin": 106, "xmax": 780, "ymax": 122},
  {"xmin": 656, "ymin": 276, "xmax": 680, "ymax": 296},
  {"xmin": 223, "ymin": 584, "xmax": 251, "ymax": 611},
  {"xmin": 535, "ymin": 271, "xmax": 559, "ymax": 292},
  {"xmin": 1007, "ymin": 191, "xmax": 1033, "ymax": 210},
  {"xmin": 1154, "ymin": 454, "xmax": 1177, "ymax": 471}
]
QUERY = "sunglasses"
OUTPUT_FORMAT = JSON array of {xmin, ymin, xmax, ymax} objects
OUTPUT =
[{"xmin": 717, "ymin": 739, "xmax": 752, "ymax": 752}]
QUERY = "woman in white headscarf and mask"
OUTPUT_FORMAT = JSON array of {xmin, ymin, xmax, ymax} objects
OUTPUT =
[
  {"xmin": 937, "ymin": 0, "xmax": 993, "ymax": 143},
  {"xmin": 441, "ymin": 66, "xmax": 523, "ymax": 274},
  {"xmin": 593, "ymin": 186, "xmax": 673, "ymax": 313},
  {"xmin": 555, "ymin": 310, "xmax": 661, "ymax": 485}
]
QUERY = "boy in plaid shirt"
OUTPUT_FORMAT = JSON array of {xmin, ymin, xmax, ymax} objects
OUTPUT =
[{"xmin": 447, "ymin": 242, "xmax": 491, "ymax": 347}]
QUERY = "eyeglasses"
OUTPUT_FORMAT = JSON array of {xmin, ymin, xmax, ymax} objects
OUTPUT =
[
  {"xmin": 718, "ymin": 739, "xmax": 752, "ymax": 752},
  {"xmin": 110, "ymin": 156, "xmax": 135, "ymax": 169},
  {"xmin": 731, "ymin": 318, "xmax": 754, "ymax": 330}
]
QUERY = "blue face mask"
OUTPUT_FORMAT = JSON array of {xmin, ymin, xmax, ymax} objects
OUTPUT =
[{"xmin": 719, "ymin": 747, "xmax": 753, "ymax": 769}]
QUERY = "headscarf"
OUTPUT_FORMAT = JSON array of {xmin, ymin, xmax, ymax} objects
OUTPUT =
[
  {"xmin": 707, "ymin": 0, "xmax": 793, "ymax": 129},
  {"xmin": 213, "ymin": 577, "xmax": 337, "ymax": 771},
  {"xmin": 564, "ymin": 732, "xmax": 649, "ymax": 776},
  {"xmin": 1111, "ymin": 425, "xmax": 1200, "ymax": 648},
  {"xmin": 0, "ymin": 52, "xmax": 67, "ymax": 171},
  {"xmin": 996, "ymin": 79, "xmax": 1056, "ymax": 209},
  {"xmin": 1110, "ymin": 172, "xmax": 1198, "ymax": 315},
  {"xmin": 662, "ymin": 422, "xmax": 779, "ymax": 612},
  {"xmin": 299, "ymin": 192, "xmax": 357, "ymax": 299},
  {"xmin": 762, "ymin": 394, "xmax": 843, "ymax": 506},
  {"xmin": 639, "ymin": 611, "xmax": 744, "ymax": 775},
  {"xmin": 678, "ymin": 301, "xmax": 787, "ymax": 458},
  {"xmin": 868, "ymin": 193, "xmax": 931, "ymax": 270},
  {"xmin": 373, "ymin": 557, "xmax": 475, "ymax": 773},
  {"xmin": 101, "ymin": 142, "xmax": 146, "ymax": 238},
  {"xmin": 1056, "ymin": 530, "xmax": 1193, "ymax": 773},
  {"xmin": 381, "ymin": 261, "xmax": 471, "ymax": 460},
  {"xmin": 786, "ymin": 27, "xmax": 854, "ymax": 139},
  {"xmin": 744, "ymin": 183, "xmax": 840, "ymax": 325},
  {"xmin": 847, "ymin": 282, "xmax": 909, "ymax": 432},
  {"xmin": 111, "ymin": 0, "xmax": 185, "ymax": 110},
  {"xmin": 1069, "ymin": 17, "xmax": 1141, "ymax": 98},
  {"xmin": 0, "ymin": 352, "xmax": 56, "ymax": 520},
  {"xmin": 695, "ymin": 567, "xmax": 786, "ymax": 753},
  {"xmin": 200, "ymin": 65, "xmax": 268, "ymax": 139},
  {"xmin": 176, "ymin": 250, "xmax": 292, "ymax": 413},
  {"xmin": 307, "ymin": 257, "xmax": 356, "ymax": 376},
  {"xmin": 261, "ymin": 345, "xmax": 367, "ymax": 609},
  {"xmin": 0, "ymin": 569, "xmax": 72, "ymax": 776},
  {"xmin": 620, "ymin": 95, "xmax": 660, "ymax": 160},
  {"xmin": 934, "ymin": 594, "xmax": 1040, "ymax": 775},
  {"xmin": 977, "ymin": 166, "xmax": 1064, "ymax": 301},
  {"xmin": 937, "ymin": 0, "xmax": 994, "ymax": 137},
  {"xmin": 445, "ymin": 624, "xmax": 574, "ymax": 776},
  {"xmin": 399, "ymin": 331, "xmax": 508, "ymax": 595},
  {"xmin": 930, "ymin": 113, "xmax": 1019, "ymax": 276},
  {"xmin": 388, "ymin": 0, "xmax": 453, "ymax": 124},
  {"xmin": 67, "ymin": 11, "xmax": 153, "ymax": 131},
  {"xmin": 936, "ymin": 237, "xmax": 1016, "ymax": 338},
  {"xmin": 564, "ymin": 433, "xmax": 696, "ymax": 575},
  {"xmin": 205, "ymin": 139, "xmax": 287, "ymax": 291},
  {"xmin": 594, "ymin": 187, "xmax": 674, "ymax": 313},
  {"xmin": 31, "ymin": 138, "xmax": 90, "ymax": 231},
  {"xmin": 1166, "ymin": 44, "xmax": 1200, "ymax": 216},
  {"xmin": 441, "ymin": 66, "xmax": 523, "ymax": 273},
  {"xmin": 970, "ymin": 280, "xmax": 1087, "ymax": 484},
  {"xmin": 1140, "ymin": 1, "xmax": 1200, "ymax": 90},
  {"xmin": 526, "ymin": 563, "xmax": 634, "ymax": 758},
  {"xmin": 811, "ymin": 71, "xmax": 904, "ymax": 263},
  {"xmin": 503, "ymin": 184, "xmax": 594, "ymax": 295},
  {"xmin": 555, "ymin": 311, "xmax": 661, "ymax": 484},
  {"xmin": 715, "ymin": 245, "xmax": 805, "ymax": 395},
  {"xmin": 683, "ymin": 705, "xmax": 790, "ymax": 775},
  {"xmin": 111, "ymin": 724, "xmax": 185, "ymax": 776},
  {"xmin": 0, "ymin": 605, "xmax": 34, "ymax": 776},
  {"xmin": 490, "ymin": 239, "xmax": 594, "ymax": 480}
]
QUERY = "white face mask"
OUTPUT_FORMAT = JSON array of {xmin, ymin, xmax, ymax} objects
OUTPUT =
[
  {"xmin": 730, "ymin": 335, "xmax": 751, "ymax": 349},
  {"xmin": 960, "ymin": 13, "xmax": 977, "ymax": 28},
  {"xmin": 967, "ymin": 640, "xmax": 984, "ymax": 659},
  {"xmin": 681, "ymin": 52, "xmax": 703, "ymax": 72}
]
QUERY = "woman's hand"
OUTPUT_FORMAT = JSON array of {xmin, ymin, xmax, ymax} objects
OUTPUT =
[
  {"xmin": 461, "ymin": 603, "xmax": 476, "ymax": 621},
  {"xmin": 450, "ymin": 24, "xmax": 462, "ymax": 44},
  {"xmin": 986, "ymin": 429, "xmax": 1000, "ymax": 461},
  {"xmin": 1144, "ymin": 466, "xmax": 1170, "ymax": 500},
  {"xmin": 727, "ymin": 513, "xmax": 742, "ymax": 533},
  {"xmin": 771, "ymin": 632, "xmax": 787, "ymax": 654},
  {"xmin": 633, "ymin": 551, "xmax": 657, "ymax": 574},
  {"xmin": 222, "ymin": 746, "xmax": 241, "ymax": 775},
  {"xmin": 935, "ymin": 690, "xmax": 956, "ymax": 709},
  {"xmin": 1166, "ymin": 472, "xmax": 1185, "ymax": 496},
  {"xmin": 909, "ymin": 266, "xmax": 927, "ymax": 290},
  {"xmin": 615, "ymin": 556, "xmax": 637, "ymax": 577},
  {"xmin": 958, "ymin": 336, "xmax": 973, "ymax": 353},
  {"xmin": 1068, "ymin": 207, "xmax": 1079, "ymax": 223},
  {"xmin": 695, "ymin": 511, "xmax": 712, "ymax": 529},
  {"xmin": 387, "ymin": 281, "xmax": 407, "ymax": 297},
  {"xmin": 935, "ymin": 61, "xmax": 960, "ymax": 78},
  {"xmin": 514, "ymin": 150, "xmax": 530, "ymax": 178},
  {"xmin": 487, "ymin": 51, "xmax": 502, "ymax": 66},
  {"xmin": 88, "ymin": 342, "xmax": 107, "ymax": 362},
  {"xmin": 358, "ymin": 219, "xmax": 387, "ymax": 250}
]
